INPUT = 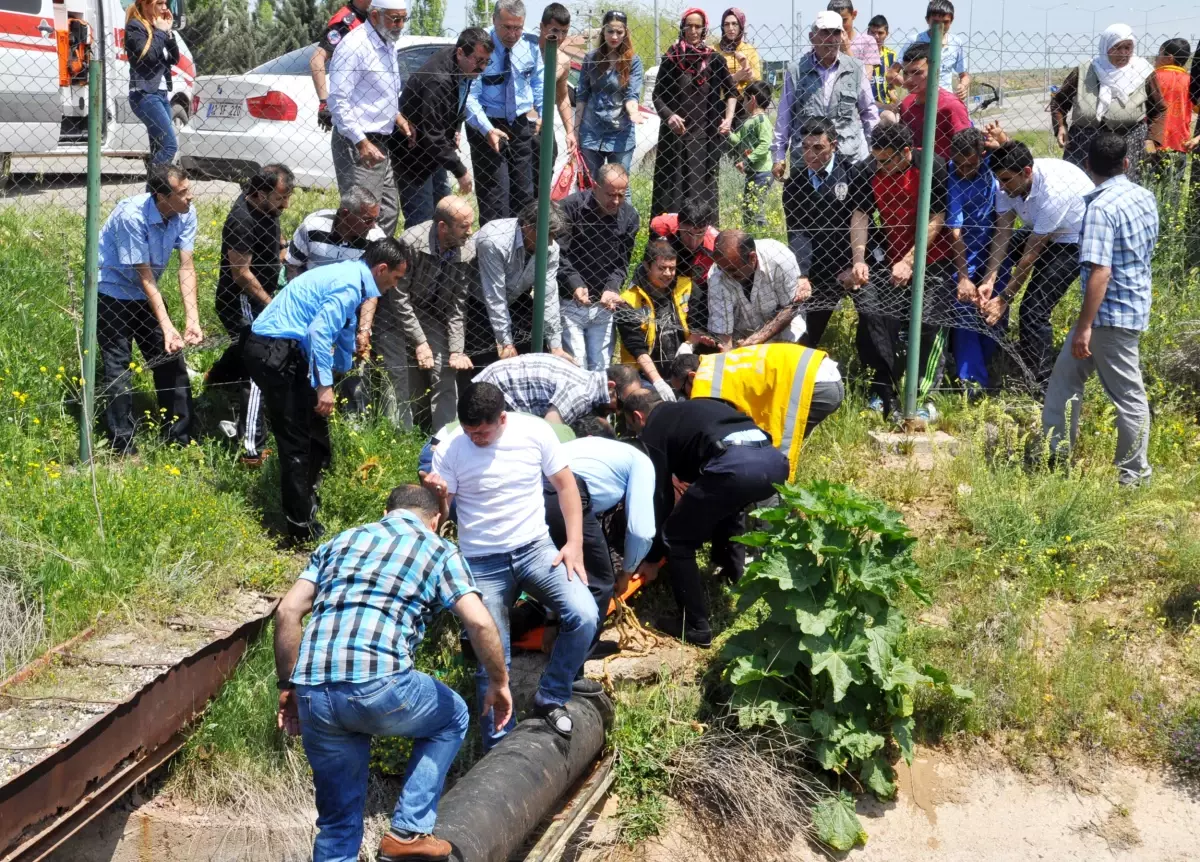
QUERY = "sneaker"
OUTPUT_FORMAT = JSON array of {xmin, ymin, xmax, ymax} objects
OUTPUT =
[
  {"xmin": 239, "ymin": 449, "xmax": 272, "ymax": 469},
  {"xmin": 533, "ymin": 701, "xmax": 573, "ymax": 738},
  {"xmin": 867, "ymin": 395, "xmax": 885, "ymax": 414},
  {"xmin": 377, "ymin": 830, "xmax": 452, "ymax": 862},
  {"xmin": 572, "ymin": 677, "xmax": 604, "ymax": 697},
  {"xmin": 916, "ymin": 402, "xmax": 939, "ymax": 422},
  {"xmin": 652, "ymin": 613, "xmax": 713, "ymax": 648},
  {"xmin": 217, "ymin": 420, "xmax": 238, "ymax": 439}
]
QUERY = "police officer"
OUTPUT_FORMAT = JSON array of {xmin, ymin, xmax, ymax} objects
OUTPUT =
[{"xmin": 309, "ymin": 0, "xmax": 371, "ymax": 131}]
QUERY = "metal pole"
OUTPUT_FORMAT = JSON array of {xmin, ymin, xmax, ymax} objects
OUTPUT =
[
  {"xmin": 653, "ymin": 0, "xmax": 659, "ymax": 61},
  {"xmin": 903, "ymin": 21, "xmax": 942, "ymax": 420},
  {"xmin": 80, "ymin": 56, "xmax": 103, "ymax": 463},
  {"xmin": 997, "ymin": 0, "xmax": 1005, "ymax": 97},
  {"xmin": 791, "ymin": 0, "xmax": 796, "ymax": 62},
  {"xmin": 530, "ymin": 35, "xmax": 557, "ymax": 353}
]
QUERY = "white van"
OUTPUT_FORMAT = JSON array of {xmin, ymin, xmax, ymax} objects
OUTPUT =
[{"xmin": 0, "ymin": 0, "xmax": 195, "ymax": 184}]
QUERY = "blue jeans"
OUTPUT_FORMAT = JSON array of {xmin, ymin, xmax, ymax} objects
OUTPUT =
[
  {"xmin": 297, "ymin": 671, "xmax": 469, "ymax": 861},
  {"xmin": 467, "ymin": 535, "xmax": 598, "ymax": 750},
  {"xmin": 129, "ymin": 90, "xmax": 177, "ymax": 165},
  {"xmin": 579, "ymin": 147, "xmax": 634, "ymax": 200},
  {"xmin": 560, "ymin": 300, "xmax": 614, "ymax": 371}
]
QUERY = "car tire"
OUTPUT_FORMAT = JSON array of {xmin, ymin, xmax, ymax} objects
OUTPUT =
[{"xmin": 171, "ymin": 102, "xmax": 188, "ymax": 135}]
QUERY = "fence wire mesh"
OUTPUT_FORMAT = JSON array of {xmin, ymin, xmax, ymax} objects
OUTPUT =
[{"xmin": 1, "ymin": 6, "xmax": 1198, "ymax": 451}]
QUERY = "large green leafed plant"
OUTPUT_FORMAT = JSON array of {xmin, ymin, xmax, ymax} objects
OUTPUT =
[{"xmin": 723, "ymin": 481, "xmax": 972, "ymax": 803}]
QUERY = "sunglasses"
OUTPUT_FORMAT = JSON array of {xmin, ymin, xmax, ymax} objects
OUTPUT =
[{"xmin": 604, "ymin": 10, "xmax": 628, "ymax": 22}]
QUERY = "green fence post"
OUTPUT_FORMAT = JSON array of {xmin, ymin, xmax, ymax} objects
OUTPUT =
[
  {"xmin": 530, "ymin": 35, "xmax": 558, "ymax": 354},
  {"xmin": 80, "ymin": 56, "xmax": 103, "ymax": 463},
  {"xmin": 903, "ymin": 22, "xmax": 943, "ymax": 420}
]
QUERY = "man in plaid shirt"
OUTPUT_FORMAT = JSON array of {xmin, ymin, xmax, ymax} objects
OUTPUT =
[
  {"xmin": 471, "ymin": 353, "xmax": 621, "ymax": 426},
  {"xmin": 274, "ymin": 484, "xmax": 510, "ymax": 862},
  {"xmin": 1042, "ymin": 132, "xmax": 1159, "ymax": 486}
]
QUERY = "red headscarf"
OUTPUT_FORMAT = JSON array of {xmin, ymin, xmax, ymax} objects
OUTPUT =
[
  {"xmin": 718, "ymin": 7, "xmax": 746, "ymax": 52},
  {"xmin": 665, "ymin": 7, "xmax": 714, "ymax": 83}
]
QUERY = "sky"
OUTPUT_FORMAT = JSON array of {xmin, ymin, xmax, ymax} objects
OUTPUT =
[{"xmin": 440, "ymin": 0, "xmax": 1200, "ymax": 69}]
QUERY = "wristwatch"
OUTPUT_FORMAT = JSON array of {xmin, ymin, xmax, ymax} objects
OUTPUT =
[{"xmin": 276, "ymin": 679, "xmax": 295, "ymax": 691}]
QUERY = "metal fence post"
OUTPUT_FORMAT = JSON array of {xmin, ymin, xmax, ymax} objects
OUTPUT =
[
  {"xmin": 530, "ymin": 35, "xmax": 557, "ymax": 354},
  {"xmin": 80, "ymin": 56, "xmax": 103, "ymax": 463},
  {"xmin": 903, "ymin": 22, "xmax": 942, "ymax": 420}
]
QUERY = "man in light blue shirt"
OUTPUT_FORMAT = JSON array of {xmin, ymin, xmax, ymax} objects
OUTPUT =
[
  {"xmin": 561, "ymin": 433, "xmax": 658, "ymax": 597},
  {"xmin": 894, "ymin": 0, "xmax": 970, "ymax": 99},
  {"xmin": 245, "ymin": 239, "xmax": 412, "ymax": 544},
  {"xmin": 464, "ymin": 0, "xmax": 544, "ymax": 223},
  {"xmin": 96, "ymin": 164, "xmax": 202, "ymax": 456}
]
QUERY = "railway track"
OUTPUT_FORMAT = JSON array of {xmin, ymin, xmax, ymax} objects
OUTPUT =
[{"xmin": 0, "ymin": 593, "xmax": 277, "ymax": 862}]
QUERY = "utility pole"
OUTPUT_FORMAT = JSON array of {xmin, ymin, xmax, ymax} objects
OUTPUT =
[{"xmin": 1043, "ymin": 2, "xmax": 1067, "ymax": 93}]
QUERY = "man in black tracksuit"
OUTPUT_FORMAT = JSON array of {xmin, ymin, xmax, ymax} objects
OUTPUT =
[
  {"xmin": 623, "ymin": 391, "xmax": 788, "ymax": 647},
  {"xmin": 394, "ymin": 28, "xmax": 493, "ymax": 226}
]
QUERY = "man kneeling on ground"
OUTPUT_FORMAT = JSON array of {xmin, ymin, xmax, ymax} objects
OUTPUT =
[{"xmin": 274, "ymin": 484, "xmax": 511, "ymax": 862}]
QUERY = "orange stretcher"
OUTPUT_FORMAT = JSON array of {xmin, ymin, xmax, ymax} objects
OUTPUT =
[{"xmin": 511, "ymin": 573, "xmax": 646, "ymax": 652}]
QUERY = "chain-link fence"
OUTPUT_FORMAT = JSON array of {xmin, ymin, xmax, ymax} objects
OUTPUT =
[{"xmin": 1, "ymin": 4, "xmax": 1198, "ymax": 453}]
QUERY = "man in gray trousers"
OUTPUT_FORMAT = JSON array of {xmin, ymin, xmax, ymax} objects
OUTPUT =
[{"xmin": 1041, "ymin": 131, "xmax": 1159, "ymax": 487}]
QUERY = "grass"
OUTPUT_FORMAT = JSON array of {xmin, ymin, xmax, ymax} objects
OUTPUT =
[{"xmin": 1, "ymin": 156, "xmax": 1200, "ymax": 847}]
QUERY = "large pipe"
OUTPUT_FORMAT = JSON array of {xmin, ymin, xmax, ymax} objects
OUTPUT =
[{"xmin": 436, "ymin": 695, "xmax": 611, "ymax": 862}]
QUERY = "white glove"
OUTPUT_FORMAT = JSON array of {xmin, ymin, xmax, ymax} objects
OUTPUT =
[{"xmin": 653, "ymin": 378, "xmax": 677, "ymax": 402}]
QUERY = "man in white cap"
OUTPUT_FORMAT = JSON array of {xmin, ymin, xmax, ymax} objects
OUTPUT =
[
  {"xmin": 327, "ymin": 0, "xmax": 413, "ymax": 238},
  {"xmin": 771, "ymin": 9, "xmax": 879, "ymax": 170}
]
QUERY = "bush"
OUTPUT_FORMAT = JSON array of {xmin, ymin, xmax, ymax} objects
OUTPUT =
[{"xmin": 723, "ymin": 480, "xmax": 972, "ymax": 799}]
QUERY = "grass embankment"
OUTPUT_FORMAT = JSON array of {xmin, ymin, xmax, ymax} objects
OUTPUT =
[{"xmin": 1, "ymin": 163, "xmax": 1199, "ymax": 840}]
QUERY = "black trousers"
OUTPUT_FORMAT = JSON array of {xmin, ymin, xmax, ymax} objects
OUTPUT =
[
  {"xmin": 664, "ymin": 444, "xmax": 789, "ymax": 631},
  {"xmin": 243, "ymin": 332, "xmax": 331, "ymax": 538},
  {"xmin": 208, "ymin": 301, "xmax": 269, "ymax": 456},
  {"xmin": 466, "ymin": 116, "xmax": 534, "ymax": 225},
  {"xmin": 804, "ymin": 280, "xmax": 903, "ymax": 412},
  {"xmin": 97, "ymin": 294, "xmax": 193, "ymax": 452},
  {"xmin": 1012, "ymin": 234, "xmax": 1080, "ymax": 392},
  {"xmin": 543, "ymin": 475, "xmax": 615, "ymax": 627}
]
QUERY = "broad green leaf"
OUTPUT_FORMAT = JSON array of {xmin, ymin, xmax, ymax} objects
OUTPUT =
[
  {"xmin": 812, "ymin": 791, "xmax": 867, "ymax": 851},
  {"xmin": 750, "ymin": 505, "xmax": 792, "ymax": 522},
  {"xmin": 733, "ymin": 530, "xmax": 771, "ymax": 547},
  {"xmin": 840, "ymin": 730, "xmax": 886, "ymax": 760},
  {"xmin": 861, "ymin": 754, "xmax": 897, "ymax": 799},
  {"xmin": 784, "ymin": 592, "xmax": 840, "ymax": 636},
  {"xmin": 809, "ymin": 708, "xmax": 838, "ymax": 739},
  {"xmin": 727, "ymin": 654, "xmax": 786, "ymax": 686},
  {"xmin": 809, "ymin": 643, "xmax": 864, "ymax": 702},
  {"xmin": 864, "ymin": 626, "xmax": 894, "ymax": 684},
  {"xmin": 951, "ymin": 684, "xmax": 976, "ymax": 700},
  {"xmin": 901, "ymin": 569, "xmax": 934, "ymax": 605},
  {"xmin": 813, "ymin": 739, "xmax": 843, "ymax": 771},
  {"xmin": 892, "ymin": 716, "xmax": 915, "ymax": 765},
  {"xmin": 886, "ymin": 659, "xmax": 933, "ymax": 691}
]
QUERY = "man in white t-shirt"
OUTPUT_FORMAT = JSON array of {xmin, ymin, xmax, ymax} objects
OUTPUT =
[
  {"xmin": 971, "ymin": 140, "xmax": 1092, "ymax": 391},
  {"xmin": 426, "ymin": 381, "xmax": 599, "ymax": 747}
]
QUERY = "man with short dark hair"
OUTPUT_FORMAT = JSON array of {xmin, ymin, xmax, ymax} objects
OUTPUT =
[
  {"xmin": 898, "ymin": 41, "xmax": 971, "ymax": 159},
  {"xmin": 471, "ymin": 354, "xmax": 620, "ymax": 425},
  {"xmin": 557, "ymin": 163, "xmax": 640, "ymax": 370},
  {"xmin": 426, "ymin": 382, "xmax": 599, "ymax": 746},
  {"xmin": 465, "ymin": 0, "xmax": 545, "ymax": 224},
  {"xmin": 246, "ymin": 238, "xmax": 412, "ymax": 544},
  {"xmin": 473, "ymin": 199, "xmax": 570, "ymax": 362},
  {"xmin": 973, "ymin": 140, "xmax": 1093, "ymax": 390},
  {"xmin": 623, "ymin": 390, "xmax": 789, "ymax": 647},
  {"xmin": 648, "ymin": 205, "xmax": 720, "ymax": 333},
  {"xmin": 395, "ymin": 28, "xmax": 493, "ymax": 226},
  {"xmin": 274, "ymin": 484, "xmax": 510, "ymax": 862},
  {"xmin": 375, "ymin": 196, "xmax": 477, "ymax": 430},
  {"xmin": 209, "ymin": 164, "xmax": 294, "ymax": 466},
  {"xmin": 96, "ymin": 163, "xmax": 202, "ymax": 456},
  {"xmin": 893, "ymin": 0, "xmax": 970, "ymax": 100},
  {"xmin": 708, "ymin": 229, "xmax": 810, "ymax": 350},
  {"xmin": 827, "ymin": 0, "xmax": 880, "ymax": 68},
  {"xmin": 1041, "ymin": 131, "xmax": 1158, "ymax": 486}
]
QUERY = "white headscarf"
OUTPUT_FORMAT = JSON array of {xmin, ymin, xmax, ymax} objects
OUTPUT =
[{"xmin": 1092, "ymin": 23, "xmax": 1154, "ymax": 120}]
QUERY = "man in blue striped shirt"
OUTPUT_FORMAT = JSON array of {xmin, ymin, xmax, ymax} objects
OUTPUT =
[
  {"xmin": 1042, "ymin": 132, "xmax": 1159, "ymax": 486},
  {"xmin": 246, "ymin": 238, "xmax": 411, "ymax": 544},
  {"xmin": 275, "ymin": 484, "xmax": 510, "ymax": 862}
]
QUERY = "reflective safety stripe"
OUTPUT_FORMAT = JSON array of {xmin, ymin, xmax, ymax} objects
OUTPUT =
[
  {"xmin": 779, "ymin": 348, "xmax": 818, "ymax": 456},
  {"xmin": 709, "ymin": 353, "xmax": 726, "ymax": 395}
]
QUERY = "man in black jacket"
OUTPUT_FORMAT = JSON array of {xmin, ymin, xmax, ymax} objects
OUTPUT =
[
  {"xmin": 394, "ymin": 28, "xmax": 493, "ymax": 227},
  {"xmin": 623, "ymin": 390, "xmax": 788, "ymax": 647}
]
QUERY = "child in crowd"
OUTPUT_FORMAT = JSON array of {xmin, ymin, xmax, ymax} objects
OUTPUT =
[
  {"xmin": 1152, "ymin": 39, "xmax": 1198, "ymax": 163},
  {"xmin": 867, "ymin": 14, "xmax": 900, "ymax": 112},
  {"xmin": 729, "ymin": 80, "xmax": 775, "ymax": 229}
]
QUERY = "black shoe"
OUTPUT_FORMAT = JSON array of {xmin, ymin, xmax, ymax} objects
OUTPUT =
[
  {"xmin": 572, "ymin": 678, "xmax": 604, "ymax": 697},
  {"xmin": 280, "ymin": 521, "xmax": 326, "ymax": 550},
  {"xmin": 653, "ymin": 613, "xmax": 712, "ymax": 648},
  {"xmin": 533, "ymin": 702, "xmax": 573, "ymax": 738}
]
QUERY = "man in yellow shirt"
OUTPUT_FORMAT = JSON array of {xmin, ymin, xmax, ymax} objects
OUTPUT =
[{"xmin": 669, "ymin": 343, "xmax": 844, "ymax": 481}]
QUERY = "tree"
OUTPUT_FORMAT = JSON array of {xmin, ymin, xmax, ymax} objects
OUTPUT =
[
  {"xmin": 265, "ymin": 0, "xmax": 326, "ymax": 57},
  {"xmin": 466, "ymin": 0, "xmax": 489, "ymax": 29},
  {"xmin": 181, "ymin": 0, "xmax": 260, "ymax": 75},
  {"xmin": 408, "ymin": 0, "xmax": 446, "ymax": 36}
]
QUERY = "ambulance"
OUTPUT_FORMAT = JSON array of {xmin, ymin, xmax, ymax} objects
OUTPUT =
[{"xmin": 0, "ymin": 0, "xmax": 196, "ymax": 184}]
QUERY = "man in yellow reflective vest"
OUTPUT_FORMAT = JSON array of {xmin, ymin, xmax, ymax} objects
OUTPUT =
[
  {"xmin": 669, "ymin": 342, "xmax": 844, "ymax": 482},
  {"xmin": 615, "ymin": 239, "xmax": 717, "ymax": 402}
]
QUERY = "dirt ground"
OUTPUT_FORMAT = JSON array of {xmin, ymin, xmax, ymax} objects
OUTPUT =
[{"xmin": 573, "ymin": 745, "xmax": 1200, "ymax": 862}]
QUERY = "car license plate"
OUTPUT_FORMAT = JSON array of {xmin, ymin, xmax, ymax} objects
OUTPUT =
[{"xmin": 206, "ymin": 101, "xmax": 243, "ymax": 120}]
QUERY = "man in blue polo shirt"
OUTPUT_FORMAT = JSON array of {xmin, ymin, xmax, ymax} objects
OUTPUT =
[
  {"xmin": 96, "ymin": 164, "xmax": 203, "ymax": 455},
  {"xmin": 245, "ymin": 238, "xmax": 411, "ymax": 544}
]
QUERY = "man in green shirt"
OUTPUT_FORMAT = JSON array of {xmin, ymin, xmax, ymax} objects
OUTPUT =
[{"xmin": 729, "ymin": 81, "xmax": 775, "ymax": 229}]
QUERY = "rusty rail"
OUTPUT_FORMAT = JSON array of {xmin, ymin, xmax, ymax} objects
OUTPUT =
[{"xmin": 0, "ymin": 600, "xmax": 277, "ymax": 862}]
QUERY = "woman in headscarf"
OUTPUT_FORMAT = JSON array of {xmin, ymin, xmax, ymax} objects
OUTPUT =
[
  {"xmin": 716, "ymin": 8, "xmax": 762, "ymax": 127},
  {"xmin": 576, "ymin": 10, "xmax": 645, "ymax": 196},
  {"xmin": 651, "ymin": 8, "xmax": 737, "ymax": 222},
  {"xmin": 1050, "ymin": 23, "xmax": 1165, "ymax": 182}
]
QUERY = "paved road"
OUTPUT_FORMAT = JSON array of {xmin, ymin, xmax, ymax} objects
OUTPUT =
[{"xmin": 973, "ymin": 89, "xmax": 1055, "ymax": 135}]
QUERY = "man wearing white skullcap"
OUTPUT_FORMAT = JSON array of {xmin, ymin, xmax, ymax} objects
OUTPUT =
[{"xmin": 327, "ymin": 0, "xmax": 412, "ymax": 238}]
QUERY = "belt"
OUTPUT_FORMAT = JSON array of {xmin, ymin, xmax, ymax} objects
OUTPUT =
[
  {"xmin": 724, "ymin": 438, "xmax": 771, "ymax": 449},
  {"xmin": 246, "ymin": 331, "xmax": 302, "ymax": 351}
]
